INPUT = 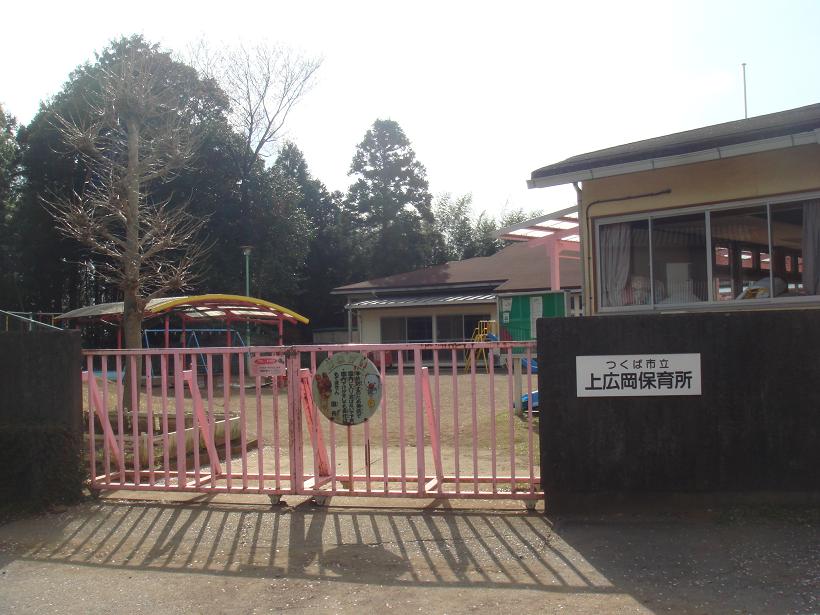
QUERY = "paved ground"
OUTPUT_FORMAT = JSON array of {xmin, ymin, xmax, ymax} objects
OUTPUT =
[{"xmin": 0, "ymin": 493, "xmax": 817, "ymax": 614}]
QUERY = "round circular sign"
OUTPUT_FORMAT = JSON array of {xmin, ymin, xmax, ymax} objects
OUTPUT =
[{"xmin": 312, "ymin": 352, "xmax": 382, "ymax": 425}]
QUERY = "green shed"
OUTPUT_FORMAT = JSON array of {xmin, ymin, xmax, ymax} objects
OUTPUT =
[{"xmin": 497, "ymin": 291, "xmax": 568, "ymax": 341}]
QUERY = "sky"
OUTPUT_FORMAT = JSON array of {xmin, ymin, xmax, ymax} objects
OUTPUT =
[{"xmin": 3, "ymin": 0, "xmax": 820, "ymax": 221}]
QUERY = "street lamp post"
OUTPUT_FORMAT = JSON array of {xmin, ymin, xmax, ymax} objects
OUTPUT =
[{"xmin": 241, "ymin": 246, "xmax": 253, "ymax": 348}]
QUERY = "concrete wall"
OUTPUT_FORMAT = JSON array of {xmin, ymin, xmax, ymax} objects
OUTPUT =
[
  {"xmin": 537, "ymin": 311, "xmax": 820, "ymax": 510},
  {"xmin": 578, "ymin": 144, "xmax": 820, "ymax": 314},
  {"xmin": 0, "ymin": 331, "xmax": 82, "ymax": 431},
  {"xmin": 0, "ymin": 331, "xmax": 84, "ymax": 504}
]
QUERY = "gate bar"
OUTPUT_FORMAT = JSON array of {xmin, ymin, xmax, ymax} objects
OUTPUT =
[
  {"xmin": 414, "ymin": 348, "xmax": 425, "ymax": 495},
  {"xmin": 421, "ymin": 367, "xmax": 443, "ymax": 492},
  {"xmin": 182, "ymin": 369, "xmax": 223, "ymax": 476}
]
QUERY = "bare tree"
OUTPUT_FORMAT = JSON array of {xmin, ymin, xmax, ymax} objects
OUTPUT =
[
  {"xmin": 48, "ymin": 43, "xmax": 207, "ymax": 350},
  {"xmin": 189, "ymin": 41, "xmax": 321, "ymax": 207}
]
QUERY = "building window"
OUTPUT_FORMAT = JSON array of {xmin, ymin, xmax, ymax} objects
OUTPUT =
[
  {"xmin": 381, "ymin": 314, "xmax": 490, "ymax": 343},
  {"xmin": 653, "ymin": 213, "xmax": 708, "ymax": 304},
  {"xmin": 436, "ymin": 315, "xmax": 463, "ymax": 342},
  {"xmin": 435, "ymin": 314, "xmax": 492, "ymax": 361},
  {"xmin": 599, "ymin": 220, "xmax": 650, "ymax": 307},
  {"xmin": 597, "ymin": 195, "xmax": 820, "ymax": 310},
  {"xmin": 770, "ymin": 202, "xmax": 811, "ymax": 296},
  {"xmin": 380, "ymin": 317, "xmax": 405, "ymax": 343},
  {"xmin": 406, "ymin": 316, "xmax": 433, "ymax": 342},
  {"xmin": 710, "ymin": 205, "xmax": 770, "ymax": 300}
]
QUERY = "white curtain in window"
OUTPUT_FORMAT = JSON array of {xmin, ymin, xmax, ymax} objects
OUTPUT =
[
  {"xmin": 802, "ymin": 199, "xmax": 820, "ymax": 295},
  {"xmin": 600, "ymin": 223, "xmax": 631, "ymax": 306}
]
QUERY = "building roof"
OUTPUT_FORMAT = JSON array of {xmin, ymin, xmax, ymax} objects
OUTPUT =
[
  {"xmin": 529, "ymin": 102, "xmax": 820, "ymax": 188},
  {"xmin": 333, "ymin": 241, "xmax": 581, "ymax": 295},
  {"xmin": 349, "ymin": 294, "xmax": 497, "ymax": 310}
]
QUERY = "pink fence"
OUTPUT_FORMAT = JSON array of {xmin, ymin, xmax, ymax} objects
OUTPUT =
[{"xmin": 82, "ymin": 342, "xmax": 541, "ymax": 503}]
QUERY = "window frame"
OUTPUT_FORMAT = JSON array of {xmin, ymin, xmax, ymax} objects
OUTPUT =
[
  {"xmin": 379, "ymin": 312, "xmax": 492, "ymax": 343},
  {"xmin": 595, "ymin": 190, "xmax": 820, "ymax": 313}
]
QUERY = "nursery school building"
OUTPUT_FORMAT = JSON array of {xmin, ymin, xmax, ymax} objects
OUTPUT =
[
  {"xmin": 528, "ymin": 102, "xmax": 820, "ymax": 316},
  {"xmin": 332, "ymin": 212, "xmax": 584, "ymax": 351},
  {"xmin": 526, "ymin": 102, "xmax": 820, "ymax": 504}
]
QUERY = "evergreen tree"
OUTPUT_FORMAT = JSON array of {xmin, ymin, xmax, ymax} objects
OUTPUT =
[
  {"xmin": 276, "ymin": 142, "xmax": 353, "ymax": 328},
  {"xmin": 346, "ymin": 119, "xmax": 439, "ymax": 278},
  {"xmin": 0, "ymin": 106, "xmax": 22, "ymax": 307},
  {"xmin": 15, "ymin": 106, "xmax": 91, "ymax": 311}
]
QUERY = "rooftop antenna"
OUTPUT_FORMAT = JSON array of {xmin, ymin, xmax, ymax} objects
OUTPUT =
[{"xmin": 742, "ymin": 63, "xmax": 748, "ymax": 119}]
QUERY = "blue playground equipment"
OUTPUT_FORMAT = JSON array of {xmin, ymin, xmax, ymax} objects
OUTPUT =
[
  {"xmin": 519, "ymin": 357, "xmax": 539, "ymax": 412},
  {"xmin": 520, "ymin": 357, "xmax": 538, "ymax": 374},
  {"xmin": 521, "ymin": 390, "xmax": 539, "ymax": 411},
  {"xmin": 142, "ymin": 327, "xmax": 249, "ymax": 376},
  {"xmin": 92, "ymin": 367, "xmax": 125, "ymax": 382}
]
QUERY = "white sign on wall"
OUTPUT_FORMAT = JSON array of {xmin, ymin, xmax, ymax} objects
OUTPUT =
[{"xmin": 576, "ymin": 353, "xmax": 701, "ymax": 397}]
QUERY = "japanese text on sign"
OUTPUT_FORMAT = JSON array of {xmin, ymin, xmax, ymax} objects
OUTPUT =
[
  {"xmin": 576, "ymin": 354, "xmax": 701, "ymax": 397},
  {"xmin": 313, "ymin": 352, "xmax": 382, "ymax": 425},
  {"xmin": 249, "ymin": 354, "xmax": 286, "ymax": 378}
]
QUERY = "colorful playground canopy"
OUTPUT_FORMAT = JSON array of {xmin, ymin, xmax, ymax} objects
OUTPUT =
[{"xmin": 56, "ymin": 294, "xmax": 309, "ymax": 327}]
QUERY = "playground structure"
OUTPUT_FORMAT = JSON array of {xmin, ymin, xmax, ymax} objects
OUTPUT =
[
  {"xmin": 66, "ymin": 294, "xmax": 309, "ymax": 470},
  {"xmin": 460, "ymin": 319, "xmax": 541, "ymax": 416},
  {"xmin": 56, "ymin": 294, "xmax": 309, "ymax": 349},
  {"xmin": 60, "ymin": 293, "xmax": 310, "ymax": 383},
  {"xmin": 58, "ymin": 293, "xmax": 309, "ymax": 378},
  {"xmin": 463, "ymin": 319, "xmax": 498, "ymax": 372}
]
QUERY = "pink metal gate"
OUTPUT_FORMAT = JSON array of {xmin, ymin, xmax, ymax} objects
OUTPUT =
[{"xmin": 82, "ymin": 342, "xmax": 541, "ymax": 504}]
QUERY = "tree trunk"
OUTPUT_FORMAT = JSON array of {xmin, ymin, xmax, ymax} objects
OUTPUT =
[
  {"xmin": 122, "ymin": 118, "xmax": 143, "ymax": 412},
  {"xmin": 122, "ymin": 292, "xmax": 142, "ymax": 349},
  {"xmin": 123, "ymin": 116, "xmax": 143, "ymax": 349}
]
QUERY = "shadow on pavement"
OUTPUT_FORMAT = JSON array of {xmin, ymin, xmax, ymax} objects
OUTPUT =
[
  {"xmin": 0, "ymin": 498, "xmax": 816, "ymax": 613},
  {"xmin": 0, "ymin": 498, "xmax": 615, "ymax": 594},
  {"xmin": 549, "ymin": 508, "xmax": 819, "ymax": 614}
]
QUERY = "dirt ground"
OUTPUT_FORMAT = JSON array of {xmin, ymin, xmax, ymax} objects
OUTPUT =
[
  {"xmin": 86, "ymin": 370, "xmax": 537, "ymax": 447},
  {"xmin": 0, "ymin": 494, "xmax": 817, "ymax": 615}
]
